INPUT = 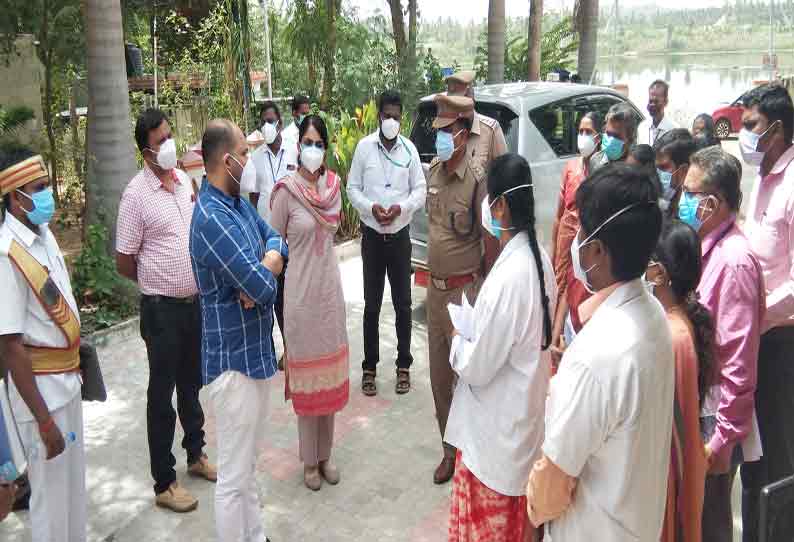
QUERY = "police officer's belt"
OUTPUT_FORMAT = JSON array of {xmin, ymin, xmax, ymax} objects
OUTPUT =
[
  {"xmin": 6, "ymin": 240, "xmax": 81, "ymax": 374},
  {"xmin": 431, "ymin": 272, "xmax": 478, "ymax": 291}
]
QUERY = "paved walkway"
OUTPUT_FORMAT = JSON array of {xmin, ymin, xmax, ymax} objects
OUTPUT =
[{"xmin": 1, "ymin": 257, "xmax": 451, "ymax": 542}]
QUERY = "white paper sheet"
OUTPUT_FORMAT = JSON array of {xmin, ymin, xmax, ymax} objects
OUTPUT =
[{"xmin": 448, "ymin": 291, "xmax": 475, "ymax": 341}]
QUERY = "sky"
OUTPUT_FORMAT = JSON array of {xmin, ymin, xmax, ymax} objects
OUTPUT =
[{"xmin": 349, "ymin": 0, "xmax": 730, "ymax": 22}]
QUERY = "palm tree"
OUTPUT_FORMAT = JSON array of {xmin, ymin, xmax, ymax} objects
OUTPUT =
[
  {"xmin": 528, "ymin": 0, "xmax": 543, "ymax": 81},
  {"xmin": 576, "ymin": 0, "xmax": 599, "ymax": 83},
  {"xmin": 319, "ymin": 0, "xmax": 340, "ymax": 110},
  {"xmin": 487, "ymin": 0, "xmax": 506, "ymax": 84},
  {"xmin": 82, "ymin": 0, "xmax": 138, "ymax": 248}
]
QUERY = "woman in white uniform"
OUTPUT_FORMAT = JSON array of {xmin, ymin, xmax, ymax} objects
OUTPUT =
[{"xmin": 445, "ymin": 153, "xmax": 555, "ymax": 542}]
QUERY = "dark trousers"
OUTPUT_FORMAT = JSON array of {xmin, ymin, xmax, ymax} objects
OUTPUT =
[
  {"xmin": 140, "ymin": 296, "xmax": 206, "ymax": 495},
  {"xmin": 361, "ymin": 224, "xmax": 413, "ymax": 371},
  {"xmin": 741, "ymin": 326, "xmax": 794, "ymax": 542},
  {"xmin": 702, "ymin": 467, "xmax": 738, "ymax": 542},
  {"xmin": 274, "ymin": 264, "xmax": 286, "ymax": 351}
]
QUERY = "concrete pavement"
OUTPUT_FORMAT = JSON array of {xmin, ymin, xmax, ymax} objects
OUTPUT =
[{"xmin": 1, "ymin": 256, "xmax": 451, "ymax": 542}]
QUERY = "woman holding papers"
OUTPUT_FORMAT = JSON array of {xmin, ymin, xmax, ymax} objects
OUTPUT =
[{"xmin": 445, "ymin": 153, "xmax": 556, "ymax": 542}]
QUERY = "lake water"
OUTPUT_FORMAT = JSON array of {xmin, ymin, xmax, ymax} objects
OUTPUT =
[{"xmin": 594, "ymin": 51, "xmax": 792, "ymax": 128}]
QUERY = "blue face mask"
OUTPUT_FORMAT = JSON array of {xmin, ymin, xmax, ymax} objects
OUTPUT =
[
  {"xmin": 436, "ymin": 129, "xmax": 461, "ymax": 162},
  {"xmin": 677, "ymin": 191, "xmax": 705, "ymax": 231},
  {"xmin": 602, "ymin": 134, "xmax": 625, "ymax": 161},
  {"xmin": 16, "ymin": 188, "xmax": 55, "ymax": 225},
  {"xmin": 657, "ymin": 168, "xmax": 677, "ymax": 200}
]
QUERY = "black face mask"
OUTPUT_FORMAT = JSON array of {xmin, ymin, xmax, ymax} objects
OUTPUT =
[{"xmin": 647, "ymin": 103, "xmax": 660, "ymax": 117}]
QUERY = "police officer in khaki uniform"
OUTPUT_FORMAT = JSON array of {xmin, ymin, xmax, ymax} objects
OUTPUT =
[
  {"xmin": 426, "ymin": 94, "xmax": 489, "ymax": 484},
  {"xmin": 446, "ymin": 70, "xmax": 507, "ymax": 268},
  {"xmin": 445, "ymin": 70, "xmax": 508, "ymax": 168}
]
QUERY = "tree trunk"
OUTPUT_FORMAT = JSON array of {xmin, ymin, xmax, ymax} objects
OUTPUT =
[
  {"xmin": 577, "ymin": 0, "xmax": 599, "ymax": 84},
  {"xmin": 42, "ymin": 50, "xmax": 61, "ymax": 205},
  {"xmin": 83, "ymin": 0, "xmax": 138, "ymax": 249},
  {"xmin": 528, "ymin": 0, "xmax": 543, "ymax": 81},
  {"xmin": 69, "ymin": 79, "xmax": 83, "ymax": 186},
  {"xmin": 387, "ymin": 0, "xmax": 407, "ymax": 59},
  {"xmin": 319, "ymin": 0, "xmax": 337, "ymax": 110},
  {"xmin": 405, "ymin": 0, "xmax": 418, "ymax": 105},
  {"xmin": 38, "ymin": 1, "xmax": 61, "ymax": 204},
  {"xmin": 487, "ymin": 0, "xmax": 505, "ymax": 84}
]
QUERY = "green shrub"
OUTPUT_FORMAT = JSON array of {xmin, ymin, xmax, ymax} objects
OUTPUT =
[{"xmin": 71, "ymin": 224, "xmax": 136, "ymax": 334}]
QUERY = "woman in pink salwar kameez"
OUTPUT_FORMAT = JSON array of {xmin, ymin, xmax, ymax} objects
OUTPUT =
[{"xmin": 270, "ymin": 115, "xmax": 349, "ymax": 491}]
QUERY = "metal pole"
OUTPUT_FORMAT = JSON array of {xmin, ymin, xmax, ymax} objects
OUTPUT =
[
  {"xmin": 153, "ymin": 6, "xmax": 158, "ymax": 108},
  {"xmin": 261, "ymin": 0, "xmax": 273, "ymax": 99},
  {"xmin": 769, "ymin": 0, "xmax": 775, "ymax": 82}
]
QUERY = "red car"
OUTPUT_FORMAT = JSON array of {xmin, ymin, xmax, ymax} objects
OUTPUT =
[{"xmin": 712, "ymin": 91, "xmax": 751, "ymax": 139}]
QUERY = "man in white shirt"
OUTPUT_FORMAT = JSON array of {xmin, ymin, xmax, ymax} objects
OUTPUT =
[
  {"xmin": 347, "ymin": 89, "xmax": 427, "ymax": 396},
  {"xmin": 0, "ymin": 147, "xmax": 86, "ymax": 542},
  {"xmin": 527, "ymin": 164, "xmax": 673, "ymax": 542},
  {"xmin": 249, "ymin": 101, "xmax": 297, "ymax": 370},
  {"xmin": 638, "ymin": 80, "xmax": 678, "ymax": 146},
  {"xmin": 280, "ymin": 95, "xmax": 311, "ymax": 151},
  {"xmin": 250, "ymin": 101, "xmax": 298, "ymax": 222}
]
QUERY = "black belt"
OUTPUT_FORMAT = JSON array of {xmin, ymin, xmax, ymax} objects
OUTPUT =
[
  {"xmin": 362, "ymin": 223, "xmax": 408, "ymax": 242},
  {"xmin": 141, "ymin": 294, "xmax": 197, "ymax": 305}
]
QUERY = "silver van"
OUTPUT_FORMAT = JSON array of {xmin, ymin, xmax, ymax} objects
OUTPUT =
[{"xmin": 408, "ymin": 82, "xmax": 644, "ymax": 283}]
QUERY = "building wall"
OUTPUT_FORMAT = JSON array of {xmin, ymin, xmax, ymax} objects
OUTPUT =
[{"xmin": 0, "ymin": 35, "xmax": 44, "ymax": 131}]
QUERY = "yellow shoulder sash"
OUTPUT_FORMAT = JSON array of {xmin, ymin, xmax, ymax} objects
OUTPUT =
[{"xmin": 7, "ymin": 240, "xmax": 80, "ymax": 374}]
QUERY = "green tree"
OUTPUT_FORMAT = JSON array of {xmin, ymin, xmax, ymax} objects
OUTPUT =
[
  {"xmin": 386, "ymin": 0, "xmax": 420, "ymax": 105},
  {"xmin": 2, "ymin": 0, "xmax": 84, "ymax": 204},
  {"xmin": 474, "ymin": 16, "xmax": 578, "ymax": 83}
]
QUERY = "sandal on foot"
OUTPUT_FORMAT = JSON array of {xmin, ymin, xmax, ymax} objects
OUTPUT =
[
  {"xmin": 362, "ymin": 370, "xmax": 377, "ymax": 396},
  {"xmin": 396, "ymin": 369, "xmax": 411, "ymax": 395}
]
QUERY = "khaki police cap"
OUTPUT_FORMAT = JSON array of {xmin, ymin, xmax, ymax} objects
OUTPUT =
[
  {"xmin": 445, "ymin": 70, "xmax": 476, "ymax": 87},
  {"xmin": 432, "ymin": 94, "xmax": 474, "ymax": 129}
]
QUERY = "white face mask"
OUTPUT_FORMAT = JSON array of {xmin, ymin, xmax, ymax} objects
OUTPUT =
[
  {"xmin": 263, "ymin": 122, "xmax": 279, "ymax": 145},
  {"xmin": 577, "ymin": 133, "xmax": 597, "ymax": 158},
  {"xmin": 570, "ymin": 232, "xmax": 597, "ymax": 294},
  {"xmin": 570, "ymin": 201, "xmax": 649, "ymax": 293},
  {"xmin": 381, "ymin": 118, "xmax": 401, "ymax": 141},
  {"xmin": 150, "ymin": 138, "xmax": 177, "ymax": 171},
  {"xmin": 300, "ymin": 145, "xmax": 325, "ymax": 174},
  {"xmin": 227, "ymin": 154, "xmax": 257, "ymax": 193},
  {"xmin": 480, "ymin": 184, "xmax": 533, "ymax": 239}
]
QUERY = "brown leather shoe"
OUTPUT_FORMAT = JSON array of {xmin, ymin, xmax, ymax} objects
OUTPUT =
[
  {"xmin": 155, "ymin": 482, "xmax": 198, "ymax": 513},
  {"xmin": 433, "ymin": 456, "xmax": 456, "ymax": 485},
  {"xmin": 188, "ymin": 454, "xmax": 217, "ymax": 483}
]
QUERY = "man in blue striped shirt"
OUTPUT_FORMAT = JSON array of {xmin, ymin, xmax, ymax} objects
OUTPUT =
[{"xmin": 189, "ymin": 119, "xmax": 287, "ymax": 542}]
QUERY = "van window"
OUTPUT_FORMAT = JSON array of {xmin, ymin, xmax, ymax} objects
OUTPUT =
[
  {"xmin": 529, "ymin": 98, "xmax": 579, "ymax": 157},
  {"xmin": 410, "ymin": 101, "xmax": 519, "ymax": 163},
  {"xmin": 530, "ymin": 94, "xmax": 640, "ymax": 157}
]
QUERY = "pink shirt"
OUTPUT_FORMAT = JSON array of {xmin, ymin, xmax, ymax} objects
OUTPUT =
[
  {"xmin": 116, "ymin": 166, "xmax": 198, "ymax": 298},
  {"xmin": 697, "ymin": 217, "xmax": 764, "ymax": 463},
  {"xmin": 744, "ymin": 144, "xmax": 794, "ymax": 332}
]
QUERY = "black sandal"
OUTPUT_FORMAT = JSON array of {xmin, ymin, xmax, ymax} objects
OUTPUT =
[
  {"xmin": 396, "ymin": 369, "xmax": 411, "ymax": 395},
  {"xmin": 362, "ymin": 370, "xmax": 377, "ymax": 396}
]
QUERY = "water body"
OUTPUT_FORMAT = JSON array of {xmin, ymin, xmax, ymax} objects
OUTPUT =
[{"xmin": 595, "ymin": 51, "xmax": 791, "ymax": 127}]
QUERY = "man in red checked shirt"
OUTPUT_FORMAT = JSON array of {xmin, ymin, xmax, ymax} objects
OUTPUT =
[{"xmin": 116, "ymin": 109, "xmax": 215, "ymax": 514}]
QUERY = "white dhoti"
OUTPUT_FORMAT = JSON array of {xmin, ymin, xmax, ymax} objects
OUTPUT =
[
  {"xmin": 208, "ymin": 370, "xmax": 272, "ymax": 542},
  {"xmin": 19, "ymin": 393, "xmax": 86, "ymax": 542}
]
